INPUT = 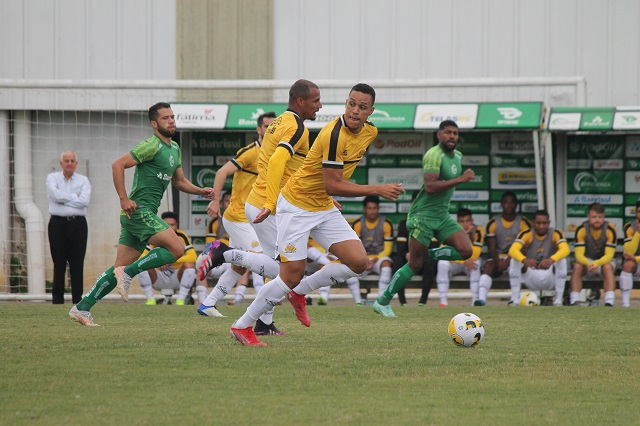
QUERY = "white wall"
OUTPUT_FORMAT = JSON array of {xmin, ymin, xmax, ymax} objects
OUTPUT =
[
  {"xmin": 0, "ymin": 0, "xmax": 176, "ymax": 81},
  {"xmin": 273, "ymin": 0, "xmax": 640, "ymax": 107}
]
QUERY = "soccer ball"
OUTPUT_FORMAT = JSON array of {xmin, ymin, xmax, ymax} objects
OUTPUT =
[
  {"xmin": 448, "ymin": 313, "xmax": 485, "ymax": 348},
  {"xmin": 520, "ymin": 291, "xmax": 540, "ymax": 306}
]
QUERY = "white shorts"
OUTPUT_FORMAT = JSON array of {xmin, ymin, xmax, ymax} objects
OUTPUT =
[
  {"xmin": 245, "ymin": 202, "xmax": 278, "ymax": 259},
  {"xmin": 580, "ymin": 259, "xmax": 616, "ymax": 278},
  {"xmin": 151, "ymin": 267, "xmax": 180, "ymax": 291},
  {"xmin": 522, "ymin": 268, "xmax": 556, "ymax": 291},
  {"xmin": 222, "ymin": 217, "xmax": 263, "ymax": 252},
  {"xmin": 275, "ymin": 194, "xmax": 359, "ymax": 262},
  {"xmin": 358, "ymin": 257, "xmax": 393, "ymax": 278}
]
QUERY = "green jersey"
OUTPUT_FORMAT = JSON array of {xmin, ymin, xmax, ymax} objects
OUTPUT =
[
  {"xmin": 409, "ymin": 144, "xmax": 462, "ymax": 219},
  {"xmin": 127, "ymin": 134, "xmax": 182, "ymax": 214}
]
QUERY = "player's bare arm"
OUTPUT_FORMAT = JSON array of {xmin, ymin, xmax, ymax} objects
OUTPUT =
[
  {"xmin": 207, "ymin": 161, "xmax": 237, "ymax": 218},
  {"xmin": 112, "ymin": 152, "xmax": 139, "ymax": 218},
  {"xmin": 323, "ymin": 168, "xmax": 404, "ymax": 201},
  {"xmin": 423, "ymin": 169, "xmax": 475, "ymax": 195},
  {"xmin": 171, "ymin": 167, "xmax": 215, "ymax": 199}
]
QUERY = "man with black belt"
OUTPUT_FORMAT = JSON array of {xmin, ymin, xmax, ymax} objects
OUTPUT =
[{"xmin": 46, "ymin": 151, "xmax": 91, "ymax": 304}]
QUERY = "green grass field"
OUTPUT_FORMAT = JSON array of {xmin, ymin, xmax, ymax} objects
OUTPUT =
[{"xmin": 1, "ymin": 302, "xmax": 639, "ymax": 425}]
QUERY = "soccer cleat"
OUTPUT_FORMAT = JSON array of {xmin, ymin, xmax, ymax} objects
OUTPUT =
[
  {"xmin": 287, "ymin": 291, "xmax": 311, "ymax": 327},
  {"xmin": 69, "ymin": 306, "xmax": 99, "ymax": 327},
  {"xmin": 175, "ymin": 299, "xmax": 185, "ymax": 306},
  {"xmin": 230, "ymin": 324, "xmax": 267, "ymax": 347},
  {"xmin": 254, "ymin": 319, "xmax": 286, "ymax": 336},
  {"xmin": 114, "ymin": 266, "xmax": 133, "ymax": 302},
  {"xmin": 197, "ymin": 241, "xmax": 231, "ymax": 281},
  {"xmin": 145, "ymin": 298, "xmax": 157, "ymax": 306},
  {"xmin": 605, "ymin": 302, "xmax": 613, "ymax": 307},
  {"xmin": 317, "ymin": 297, "xmax": 328, "ymax": 306},
  {"xmin": 373, "ymin": 301, "xmax": 396, "ymax": 317},
  {"xmin": 474, "ymin": 300, "xmax": 486, "ymax": 306},
  {"xmin": 197, "ymin": 303, "xmax": 226, "ymax": 317}
]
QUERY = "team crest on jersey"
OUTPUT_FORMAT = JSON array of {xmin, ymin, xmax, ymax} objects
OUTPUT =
[
  {"xmin": 251, "ymin": 241, "xmax": 260, "ymax": 248},
  {"xmin": 169, "ymin": 156, "xmax": 175, "ymax": 167},
  {"xmin": 451, "ymin": 164, "xmax": 457, "ymax": 174},
  {"xmin": 284, "ymin": 244, "xmax": 297, "ymax": 253}
]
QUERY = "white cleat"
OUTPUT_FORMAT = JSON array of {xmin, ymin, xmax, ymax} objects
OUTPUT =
[
  {"xmin": 114, "ymin": 266, "xmax": 132, "ymax": 302},
  {"xmin": 69, "ymin": 306, "xmax": 99, "ymax": 326}
]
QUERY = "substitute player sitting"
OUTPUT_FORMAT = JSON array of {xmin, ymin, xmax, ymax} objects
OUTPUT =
[
  {"xmin": 137, "ymin": 212, "xmax": 198, "ymax": 305},
  {"xmin": 435, "ymin": 208, "xmax": 484, "ymax": 306},
  {"xmin": 508, "ymin": 209, "xmax": 570, "ymax": 306},
  {"xmin": 569, "ymin": 202, "xmax": 617, "ymax": 306}
]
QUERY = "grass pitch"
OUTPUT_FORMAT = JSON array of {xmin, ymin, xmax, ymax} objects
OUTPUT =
[{"xmin": 1, "ymin": 302, "xmax": 639, "ymax": 425}]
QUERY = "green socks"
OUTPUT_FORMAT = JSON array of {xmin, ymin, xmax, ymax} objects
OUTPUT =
[
  {"xmin": 377, "ymin": 264, "xmax": 415, "ymax": 306},
  {"xmin": 76, "ymin": 267, "xmax": 117, "ymax": 311},
  {"xmin": 427, "ymin": 245, "xmax": 463, "ymax": 261},
  {"xmin": 124, "ymin": 247, "xmax": 177, "ymax": 277}
]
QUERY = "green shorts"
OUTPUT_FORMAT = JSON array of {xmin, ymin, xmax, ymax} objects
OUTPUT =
[
  {"xmin": 118, "ymin": 209, "xmax": 169, "ymax": 252},
  {"xmin": 406, "ymin": 214, "xmax": 463, "ymax": 247}
]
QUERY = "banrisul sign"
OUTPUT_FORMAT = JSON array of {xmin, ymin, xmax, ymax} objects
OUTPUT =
[
  {"xmin": 548, "ymin": 107, "xmax": 616, "ymax": 131},
  {"xmin": 476, "ymin": 103, "xmax": 542, "ymax": 129},
  {"xmin": 226, "ymin": 104, "xmax": 287, "ymax": 129}
]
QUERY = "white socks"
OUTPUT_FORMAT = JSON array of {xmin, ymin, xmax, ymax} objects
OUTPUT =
[
  {"xmin": 203, "ymin": 268, "xmax": 243, "ymax": 306},
  {"xmin": 224, "ymin": 250, "xmax": 280, "ymax": 279},
  {"xmin": 292, "ymin": 263, "xmax": 360, "ymax": 295},
  {"xmin": 177, "ymin": 268, "xmax": 196, "ymax": 301},
  {"xmin": 195, "ymin": 285, "xmax": 208, "ymax": 303},
  {"xmin": 345, "ymin": 277, "xmax": 361, "ymax": 304},
  {"xmin": 478, "ymin": 274, "xmax": 492, "ymax": 302},
  {"xmin": 236, "ymin": 277, "xmax": 290, "ymax": 329},
  {"xmin": 137, "ymin": 271, "xmax": 155, "ymax": 299},
  {"xmin": 508, "ymin": 261, "xmax": 522, "ymax": 303},
  {"xmin": 619, "ymin": 271, "xmax": 632, "ymax": 307},
  {"xmin": 378, "ymin": 267, "xmax": 392, "ymax": 298}
]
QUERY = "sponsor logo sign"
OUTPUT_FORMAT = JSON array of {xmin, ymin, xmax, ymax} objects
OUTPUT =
[
  {"xmin": 379, "ymin": 203, "xmax": 397, "ymax": 214},
  {"xmin": 398, "ymin": 156, "xmax": 423, "ymax": 167},
  {"xmin": 581, "ymin": 112, "xmax": 613, "ymax": 130},
  {"xmin": 476, "ymin": 103, "xmax": 542, "ymax": 128},
  {"xmin": 565, "ymin": 194, "xmax": 623, "ymax": 205},
  {"xmin": 626, "ymin": 136, "xmax": 640, "ymax": 158},
  {"xmin": 458, "ymin": 202, "xmax": 489, "ymax": 213},
  {"xmin": 458, "ymin": 168, "xmax": 489, "ymax": 190},
  {"xmin": 191, "ymin": 132, "xmax": 246, "ymax": 155},
  {"xmin": 173, "ymin": 103, "xmax": 228, "ymax": 129},
  {"xmin": 413, "ymin": 104, "xmax": 478, "ymax": 129},
  {"xmin": 451, "ymin": 191, "xmax": 489, "ymax": 201},
  {"xmin": 462, "ymin": 155, "xmax": 489, "ymax": 166},
  {"xmin": 592, "ymin": 159, "xmax": 623, "ymax": 170},
  {"xmin": 491, "ymin": 168, "xmax": 537, "ymax": 189},
  {"xmin": 305, "ymin": 104, "xmax": 344, "ymax": 130},
  {"xmin": 369, "ymin": 156, "xmax": 397, "ymax": 167},
  {"xmin": 566, "ymin": 159, "xmax": 592, "ymax": 169},
  {"xmin": 225, "ymin": 104, "xmax": 287, "ymax": 129},
  {"xmin": 368, "ymin": 168, "xmax": 422, "ymax": 190},
  {"xmin": 625, "ymin": 171, "xmax": 640, "ymax": 193},
  {"xmin": 367, "ymin": 104, "xmax": 415, "ymax": 129},
  {"xmin": 568, "ymin": 170, "xmax": 623, "ymax": 194},
  {"xmin": 491, "ymin": 133, "xmax": 533, "ymax": 154},
  {"xmin": 549, "ymin": 113, "xmax": 581, "ymax": 130},
  {"xmin": 370, "ymin": 133, "xmax": 427, "ymax": 155},
  {"xmin": 613, "ymin": 111, "xmax": 640, "ymax": 130},
  {"xmin": 192, "ymin": 156, "xmax": 214, "ymax": 166}
]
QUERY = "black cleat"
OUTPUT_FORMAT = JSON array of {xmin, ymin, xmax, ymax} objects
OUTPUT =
[{"xmin": 254, "ymin": 319, "xmax": 286, "ymax": 336}]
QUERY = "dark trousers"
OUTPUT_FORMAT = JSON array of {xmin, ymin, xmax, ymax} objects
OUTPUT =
[{"xmin": 48, "ymin": 216, "xmax": 88, "ymax": 304}]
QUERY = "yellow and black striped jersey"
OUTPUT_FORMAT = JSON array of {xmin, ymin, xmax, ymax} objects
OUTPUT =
[
  {"xmin": 509, "ymin": 228, "xmax": 570, "ymax": 263},
  {"xmin": 281, "ymin": 115, "xmax": 377, "ymax": 211},
  {"xmin": 141, "ymin": 228, "xmax": 197, "ymax": 269},
  {"xmin": 223, "ymin": 141, "xmax": 261, "ymax": 223},
  {"xmin": 246, "ymin": 110, "xmax": 309, "ymax": 213},
  {"xmin": 453, "ymin": 225, "xmax": 485, "ymax": 264}
]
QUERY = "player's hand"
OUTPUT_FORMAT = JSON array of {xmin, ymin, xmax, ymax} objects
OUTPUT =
[
  {"xmin": 588, "ymin": 264, "xmax": 599, "ymax": 274},
  {"xmin": 464, "ymin": 258, "xmax": 477, "ymax": 270},
  {"xmin": 332, "ymin": 198, "xmax": 342, "ymax": 211},
  {"xmin": 523, "ymin": 258, "xmax": 538, "ymax": 269},
  {"xmin": 377, "ymin": 184, "xmax": 405, "ymax": 202},
  {"xmin": 201, "ymin": 187, "xmax": 215, "ymax": 200},
  {"xmin": 538, "ymin": 258, "xmax": 554, "ymax": 269},
  {"xmin": 120, "ymin": 198, "xmax": 137, "ymax": 219},
  {"xmin": 367, "ymin": 258, "xmax": 376, "ymax": 270},
  {"xmin": 497, "ymin": 258, "xmax": 510, "ymax": 272},
  {"xmin": 461, "ymin": 169, "xmax": 475, "ymax": 182},
  {"xmin": 207, "ymin": 199, "xmax": 221, "ymax": 218},
  {"xmin": 623, "ymin": 252, "xmax": 636, "ymax": 261},
  {"xmin": 253, "ymin": 207, "xmax": 271, "ymax": 224}
]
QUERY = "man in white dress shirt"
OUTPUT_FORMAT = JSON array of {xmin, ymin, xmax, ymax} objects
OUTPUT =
[{"xmin": 46, "ymin": 151, "xmax": 91, "ymax": 304}]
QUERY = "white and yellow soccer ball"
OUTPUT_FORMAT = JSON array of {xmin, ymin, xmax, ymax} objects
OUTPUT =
[
  {"xmin": 520, "ymin": 291, "xmax": 540, "ymax": 306},
  {"xmin": 448, "ymin": 313, "xmax": 485, "ymax": 348}
]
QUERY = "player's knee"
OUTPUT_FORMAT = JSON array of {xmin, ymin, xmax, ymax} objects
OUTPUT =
[
  {"xmin": 458, "ymin": 245, "xmax": 473, "ymax": 260},
  {"xmin": 348, "ymin": 257, "xmax": 368, "ymax": 275},
  {"xmin": 622, "ymin": 260, "xmax": 636, "ymax": 273}
]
